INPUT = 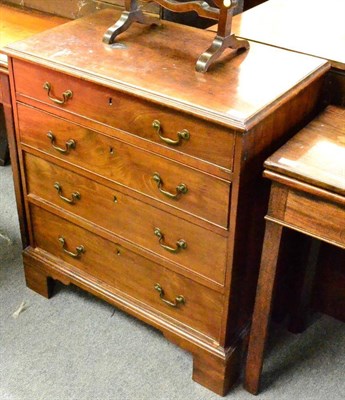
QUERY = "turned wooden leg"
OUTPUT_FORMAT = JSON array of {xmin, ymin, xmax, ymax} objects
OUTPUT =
[
  {"xmin": 24, "ymin": 263, "xmax": 55, "ymax": 299},
  {"xmin": 192, "ymin": 348, "xmax": 240, "ymax": 396},
  {"xmin": 244, "ymin": 220, "xmax": 283, "ymax": 395}
]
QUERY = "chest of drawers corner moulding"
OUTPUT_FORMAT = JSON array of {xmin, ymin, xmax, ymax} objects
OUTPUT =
[{"xmin": 4, "ymin": 9, "xmax": 330, "ymax": 396}]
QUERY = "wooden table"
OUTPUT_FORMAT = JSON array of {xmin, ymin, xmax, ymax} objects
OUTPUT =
[
  {"xmin": 244, "ymin": 105, "xmax": 345, "ymax": 394},
  {"xmin": 0, "ymin": 4, "xmax": 68, "ymax": 165}
]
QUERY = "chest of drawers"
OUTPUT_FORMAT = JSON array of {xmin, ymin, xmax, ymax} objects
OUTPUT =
[{"xmin": 4, "ymin": 10, "xmax": 329, "ymax": 395}]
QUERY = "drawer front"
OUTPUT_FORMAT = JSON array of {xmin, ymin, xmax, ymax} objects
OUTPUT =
[
  {"xmin": 13, "ymin": 59, "xmax": 235, "ymax": 171},
  {"xmin": 284, "ymin": 190, "xmax": 345, "ymax": 247},
  {"xmin": 30, "ymin": 205, "xmax": 224, "ymax": 340},
  {"xmin": 24, "ymin": 153, "xmax": 228, "ymax": 284},
  {"xmin": 18, "ymin": 104, "xmax": 230, "ymax": 228}
]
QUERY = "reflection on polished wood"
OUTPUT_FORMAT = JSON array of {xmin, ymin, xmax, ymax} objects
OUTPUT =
[
  {"xmin": 5, "ymin": 9, "xmax": 328, "ymax": 128},
  {"xmin": 265, "ymin": 106, "xmax": 345, "ymax": 196}
]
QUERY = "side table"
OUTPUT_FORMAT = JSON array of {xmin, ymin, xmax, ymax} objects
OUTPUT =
[{"xmin": 244, "ymin": 105, "xmax": 345, "ymax": 394}]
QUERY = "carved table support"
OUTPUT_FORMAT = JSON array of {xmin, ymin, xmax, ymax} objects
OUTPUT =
[{"xmin": 103, "ymin": 0, "xmax": 249, "ymax": 72}]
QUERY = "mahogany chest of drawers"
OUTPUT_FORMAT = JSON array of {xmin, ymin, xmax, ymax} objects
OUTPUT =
[{"xmin": 4, "ymin": 10, "xmax": 329, "ymax": 395}]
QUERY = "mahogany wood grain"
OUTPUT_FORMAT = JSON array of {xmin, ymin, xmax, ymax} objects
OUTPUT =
[
  {"xmin": 13, "ymin": 60, "xmax": 236, "ymax": 172},
  {"xmin": 244, "ymin": 219, "xmax": 283, "ymax": 395},
  {"xmin": 264, "ymin": 106, "xmax": 345, "ymax": 196},
  {"xmin": 29, "ymin": 204, "xmax": 224, "ymax": 340},
  {"xmin": 261, "ymin": 105, "xmax": 345, "ymax": 324},
  {"xmin": 17, "ymin": 104, "xmax": 230, "ymax": 228},
  {"xmin": 24, "ymin": 153, "xmax": 228, "ymax": 285},
  {"xmin": 283, "ymin": 190, "xmax": 345, "ymax": 248},
  {"xmin": 5, "ymin": 10, "xmax": 328, "ymax": 130},
  {"xmin": 4, "ymin": 9, "xmax": 331, "ymax": 395}
]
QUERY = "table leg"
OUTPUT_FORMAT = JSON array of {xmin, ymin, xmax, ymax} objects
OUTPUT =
[{"xmin": 244, "ymin": 220, "xmax": 283, "ymax": 395}]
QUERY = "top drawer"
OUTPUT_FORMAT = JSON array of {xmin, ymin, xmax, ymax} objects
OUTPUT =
[{"xmin": 12, "ymin": 59, "xmax": 235, "ymax": 171}]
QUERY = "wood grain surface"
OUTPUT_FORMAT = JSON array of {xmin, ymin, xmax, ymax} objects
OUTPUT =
[
  {"xmin": 24, "ymin": 153, "xmax": 229, "ymax": 285},
  {"xmin": 265, "ymin": 106, "xmax": 345, "ymax": 196},
  {"xmin": 13, "ymin": 59, "xmax": 236, "ymax": 171},
  {"xmin": 17, "ymin": 104, "xmax": 231, "ymax": 228},
  {"xmin": 29, "ymin": 204, "xmax": 224, "ymax": 340},
  {"xmin": 4, "ymin": 8, "xmax": 332, "ymax": 395},
  {"xmin": 4, "ymin": 9, "xmax": 328, "ymax": 129}
]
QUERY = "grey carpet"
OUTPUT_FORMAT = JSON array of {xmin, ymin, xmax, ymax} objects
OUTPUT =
[{"xmin": 1, "ymin": 164, "xmax": 344, "ymax": 400}]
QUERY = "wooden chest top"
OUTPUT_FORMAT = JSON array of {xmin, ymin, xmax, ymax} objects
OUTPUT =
[{"xmin": 4, "ymin": 9, "xmax": 328, "ymax": 130}]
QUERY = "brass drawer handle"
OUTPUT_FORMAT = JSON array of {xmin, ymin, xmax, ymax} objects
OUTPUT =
[
  {"xmin": 152, "ymin": 172, "xmax": 188, "ymax": 200},
  {"xmin": 152, "ymin": 120, "xmax": 190, "ymax": 146},
  {"xmin": 58, "ymin": 236, "xmax": 85, "ymax": 258},
  {"xmin": 43, "ymin": 82, "xmax": 73, "ymax": 105},
  {"xmin": 154, "ymin": 227, "xmax": 187, "ymax": 254},
  {"xmin": 47, "ymin": 131, "xmax": 76, "ymax": 154},
  {"xmin": 154, "ymin": 283, "xmax": 185, "ymax": 308},
  {"xmin": 54, "ymin": 182, "xmax": 80, "ymax": 204}
]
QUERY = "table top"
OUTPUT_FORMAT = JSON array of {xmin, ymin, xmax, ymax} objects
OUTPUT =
[
  {"xmin": 3, "ymin": 9, "xmax": 328, "ymax": 130},
  {"xmin": 265, "ymin": 105, "xmax": 345, "ymax": 196},
  {"xmin": 210, "ymin": 0, "xmax": 345, "ymax": 70},
  {"xmin": 0, "ymin": 4, "xmax": 68, "ymax": 68}
]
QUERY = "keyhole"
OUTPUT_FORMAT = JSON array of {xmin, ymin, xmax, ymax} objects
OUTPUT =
[
  {"xmin": 108, "ymin": 97, "xmax": 113, "ymax": 106},
  {"xmin": 113, "ymin": 195, "xmax": 118, "ymax": 203},
  {"xmin": 115, "ymin": 245, "xmax": 121, "ymax": 256},
  {"xmin": 109, "ymin": 147, "xmax": 114, "ymax": 155}
]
